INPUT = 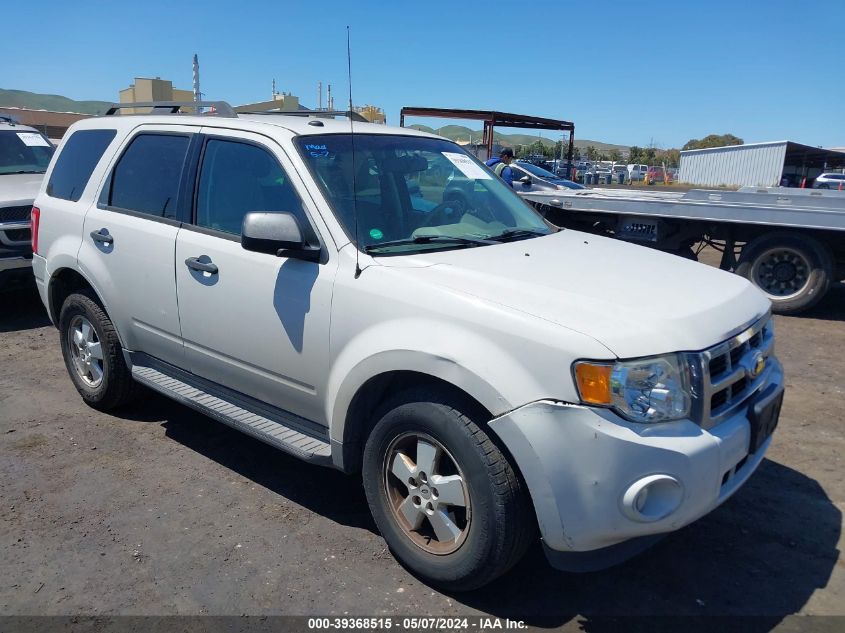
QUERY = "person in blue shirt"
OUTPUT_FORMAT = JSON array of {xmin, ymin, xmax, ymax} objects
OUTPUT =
[{"xmin": 485, "ymin": 148, "xmax": 515, "ymax": 187}]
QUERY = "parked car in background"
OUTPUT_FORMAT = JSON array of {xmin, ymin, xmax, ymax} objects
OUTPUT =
[
  {"xmin": 627, "ymin": 164, "xmax": 648, "ymax": 181},
  {"xmin": 0, "ymin": 116, "xmax": 55, "ymax": 288},
  {"xmin": 611, "ymin": 164, "xmax": 627, "ymax": 183},
  {"xmin": 812, "ymin": 173, "xmax": 845, "ymax": 189},
  {"xmin": 593, "ymin": 166, "xmax": 613, "ymax": 185},
  {"xmin": 512, "ymin": 161, "xmax": 585, "ymax": 192},
  {"xmin": 646, "ymin": 167, "xmax": 671, "ymax": 183}
]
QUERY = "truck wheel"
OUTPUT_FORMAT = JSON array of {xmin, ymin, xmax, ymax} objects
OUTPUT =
[
  {"xmin": 362, "ymin": 390, "xmax": 532, "ymax": 591},
  {"xmin": 59, "ymin": 291, "xmax": 138, "ymax": 410},
  {"xmin": 736, "ymin": 233, "xmax": 833, "ymax": 315}
]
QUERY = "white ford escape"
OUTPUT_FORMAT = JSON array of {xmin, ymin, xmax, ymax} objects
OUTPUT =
[{"xmin": 31, "ymin": 102, "xmax": 784, "ymax": 590}]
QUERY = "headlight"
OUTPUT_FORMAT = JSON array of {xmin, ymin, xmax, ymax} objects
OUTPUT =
[{"xmin": 573, "ymin": 354, "xmax": 691, "ymax": 423}]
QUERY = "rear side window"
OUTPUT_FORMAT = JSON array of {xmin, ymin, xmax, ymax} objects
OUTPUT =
[
  {"xmin": 46, "ymin": 129, "xmax": 116, "ymax": 201},
  {"xmin": 106, "ymin": 134, "xmax": 189, "ymax": 218},
  {"xmin": 195, "ymin": 139, "xmax": 307, "ymax": 236}
]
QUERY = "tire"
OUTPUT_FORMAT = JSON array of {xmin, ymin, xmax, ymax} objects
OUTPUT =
[
  {"xmin": 362, "ymin": 389, "xmax": 532, "ymax": 591},
  {"xmin": 735, "ymin": 232, "xmax": 833, "ymax": 315},
  {"xmin": 59, "ymin": 291, "xmax": 138, "ymax": 410}
]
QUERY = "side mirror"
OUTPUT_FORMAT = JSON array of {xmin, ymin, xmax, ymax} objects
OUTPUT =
[
  {"xmin": 519, "ymin": 175, "xmax": 532, "ymax": 185},
  {"xmin": 241, "ymin": 212, "xmax": 321, "ymax": 262}
]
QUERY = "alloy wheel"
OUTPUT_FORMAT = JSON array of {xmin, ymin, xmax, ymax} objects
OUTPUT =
[
  {"xmin": 382, "ymin": 432, "xmax": 471, "ymax": 555},
  {"xmin": 68, "ymin": 315, "xmax": 104, "ymax": 388}
]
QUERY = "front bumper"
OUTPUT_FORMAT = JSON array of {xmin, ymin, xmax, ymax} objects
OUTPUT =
[{"xmin": 488, "ymin": 358, "xmax": 783, "ymax": 568}]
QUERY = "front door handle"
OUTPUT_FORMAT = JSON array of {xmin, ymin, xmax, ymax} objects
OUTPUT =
[
  {"xmin": 90, "ymin": 229, "xmax": 113, "ymax": 245},
  {"xmin": 185, "ymin": 256, "xmax": 218, "ymax": 275}
]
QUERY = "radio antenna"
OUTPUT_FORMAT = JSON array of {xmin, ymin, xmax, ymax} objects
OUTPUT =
[{"xmin": 347, "ymin": 26, "xmax": 362, "ymax": 279}]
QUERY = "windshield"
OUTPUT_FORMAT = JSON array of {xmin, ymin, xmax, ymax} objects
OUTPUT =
[
  {"xmin": 297, "ymin": 134, "xmax": 551, "ymax": 254},
  {"xmin": 0, "ymin": 130, "xmax": 54, "ymax": 175},
  {"xmin": 516, "ymin": 162, "xmax": 559, "ymax": 179}
]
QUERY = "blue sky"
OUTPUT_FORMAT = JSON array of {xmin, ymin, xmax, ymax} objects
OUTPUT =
[{"xmin": 4, "ymin": 0, "xmax": 843, "ymax": 149}]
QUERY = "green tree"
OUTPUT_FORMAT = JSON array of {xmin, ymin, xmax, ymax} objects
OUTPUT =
[
  {"xmin": 585, "ymin": 145, "xmax": 599, "ymax": 161},
  {"xmin": 662, "ymin": 148, "xmax": 681, "ymax": 167},
  {"xmin": 682, "ymin": 134, "xmax": 744, "ymax": 151},
  {"xmin": 608, "ymin": 149, "xmax": 622, "ymax": 163},
  {"xmin": 629, "ymin": 146, "xmax": 647, "ymax": 164}
]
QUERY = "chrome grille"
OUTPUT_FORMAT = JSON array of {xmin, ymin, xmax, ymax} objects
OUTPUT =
[
  {"xmin": 686, "ymin": 313, "xmax": 775, "ymax": 429},
  {"xmin": 0, "ymin": 205, "xmax": 32, "ymax": 223}
]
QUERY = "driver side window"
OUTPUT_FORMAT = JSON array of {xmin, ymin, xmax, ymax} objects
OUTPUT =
[{"xmin": 196, "ymin": 139, "xmax": 307, "ymax": 236}]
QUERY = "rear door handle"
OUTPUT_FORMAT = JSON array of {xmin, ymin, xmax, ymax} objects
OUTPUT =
[
  {"xmin": 90, "ymin": 229, "xmax": 113, "ymax": 245},
  {"xmin": 185, "ymin": 256, "xmax": 218, "ymax": 274}
]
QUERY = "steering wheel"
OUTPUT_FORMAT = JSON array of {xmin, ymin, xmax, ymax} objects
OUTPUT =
[{"xmin": 417, "ymin": 198, "xmax": 466, "ymax": 228}]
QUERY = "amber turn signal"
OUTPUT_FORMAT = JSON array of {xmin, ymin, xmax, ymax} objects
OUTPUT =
[{"xmin": 574, "ymin": 362, "xmax": 613, "ymax": 405}]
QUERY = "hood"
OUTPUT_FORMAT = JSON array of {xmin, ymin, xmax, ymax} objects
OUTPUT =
[
  {"xmin": 0, "ymin": 173, "xmax": 45, "ymax": 206},
  {"xmin": 377, "ymin": 230, "xmax": 770, "ymax": 358}
]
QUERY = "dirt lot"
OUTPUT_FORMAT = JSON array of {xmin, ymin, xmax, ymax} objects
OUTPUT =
[{"xmin": 1, "ymin": 252, "xmax": 843, "ymax": 628}]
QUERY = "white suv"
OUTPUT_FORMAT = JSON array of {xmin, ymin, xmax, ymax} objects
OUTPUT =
[
  {"xmin": 0, "ymin": 117, "xmax": 54, "ymax": 285},
  {"xmin": 32, "ymin": 102, "xmax": 785, "ymax": 590},
  {"xmin": 813, "ymin": 173, "xmax": 845, "ymax": 190}
]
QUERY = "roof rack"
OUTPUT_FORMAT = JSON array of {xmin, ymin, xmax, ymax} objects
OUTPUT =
[
  {"xmin": 239, "ymin": 109, "xmax": 368, "ymax": 123},
  {"xmin": 104, "ymin": 101, "xmax": 237, "ymax": 118}
]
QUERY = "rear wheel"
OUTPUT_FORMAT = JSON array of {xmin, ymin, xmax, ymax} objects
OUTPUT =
[
  {"xmin": 362, "ymin": 389, "xmax": 532, "ymax": 591},
  {"xmin": 59, "ymin": 291, "xmax": 138, "ymax": 410},
  {"xmin": 736, "ymin": 233, "xmax": 833, "ymax": 314}
]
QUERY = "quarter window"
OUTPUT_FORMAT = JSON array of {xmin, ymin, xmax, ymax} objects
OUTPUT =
[
  {"xmin": 46, "ymin": 129, "xmax": 115, "ymax": 201},
  {"xmin": 107, "ymin": 134, "xmax": 189, "ymax": 218},
  {"xmin": 195, "ymin": 139, "xmax": 307, "ymax": 236}
]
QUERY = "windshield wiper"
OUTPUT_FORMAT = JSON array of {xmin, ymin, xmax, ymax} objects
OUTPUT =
[
  {"xmin": 364, "ymin": 234, "xmax": 496, "ymax": 253},
  {"xmin": 485, "ymin": 228, "xmax": 551, "ymax": 242},
  {"xmin": 2, "ymin": 170, "xmax": 46, "ymax": 175}
]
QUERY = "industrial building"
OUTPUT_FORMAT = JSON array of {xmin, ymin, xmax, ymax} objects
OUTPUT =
[
  {"xmin": 354, "ymin": 105, "xmax": 386, "ymax": 124},
  {"xmin": 0, "ymin": 107, "xmax": 91, "ymax": 141},
  {"xmin": 119, "ymin": 77, "xmax": 194, "ymax": 113},
  {"xmin": 678, "ymin": 141, "xmax": 845, "ymax": 188},
  {"xmin": 234, "ymin": 93, "xmax": 302, "ymax": 113}
]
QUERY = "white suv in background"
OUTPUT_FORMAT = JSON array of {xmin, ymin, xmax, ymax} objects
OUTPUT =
[
  {"xmin": 32, "ymin": 102, "xmax": 785, "ymax": 590},
  {"xmin": 0, "ymin": 116, "xmax": 54, "ymax": 286},
  {"xmin": 813, "ymin": 173, "xmax": 845, "ymax": 189}
]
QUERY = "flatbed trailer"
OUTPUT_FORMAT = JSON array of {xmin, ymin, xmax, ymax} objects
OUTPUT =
[{"xmin": 521, "ymin": 186, "xmax": 845, "ymax": 314}]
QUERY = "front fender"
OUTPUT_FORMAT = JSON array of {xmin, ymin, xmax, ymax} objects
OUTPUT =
[{"xmin": 326, "ymin": 318, "xmax": 541, "ymax": 447}]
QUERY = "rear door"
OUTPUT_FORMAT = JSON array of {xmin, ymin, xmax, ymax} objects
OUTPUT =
[
  {"xmin": 78, "ymin": 125, "xmax": 195, "ymax": 367},
  {"xmin": 174, "ymin": 128, "xmax": 336, "ymax": 424}
]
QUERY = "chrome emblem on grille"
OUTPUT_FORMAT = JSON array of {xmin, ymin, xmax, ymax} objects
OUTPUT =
[{"xmin": 749, "ymin": 351, "xmax": 766, "ymax": 378}]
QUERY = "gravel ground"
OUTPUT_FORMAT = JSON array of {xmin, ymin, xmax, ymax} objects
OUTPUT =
[{"xmin": 1, "ymin": 253, "xmax": 843, "ymax": 627}]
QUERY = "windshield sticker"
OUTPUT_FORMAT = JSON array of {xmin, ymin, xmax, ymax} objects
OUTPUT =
[
  {"xmin": 303, "ymin": 143, "xmax": 329, "ymax": 158},
  {"xmin": 441, "ymin": 152, "xmax": 492, "ymax": 180},
  {"xmin": 369, "ymin": 228, "xmax": 384, "ymax": 240},
  {"xmin": 17, "ymin": 132, "xmax": 51, "ymax": 147}
]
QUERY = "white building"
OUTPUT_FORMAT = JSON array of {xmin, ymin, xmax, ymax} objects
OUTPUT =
[{"xmin": 678, "ymin": 141, "xmax": 845, "ymax": 187}]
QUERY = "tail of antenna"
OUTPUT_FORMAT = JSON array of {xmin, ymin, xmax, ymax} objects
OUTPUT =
[{"xmin": 347, "ymin": 26, "xmax": 362, "ymax": 279}]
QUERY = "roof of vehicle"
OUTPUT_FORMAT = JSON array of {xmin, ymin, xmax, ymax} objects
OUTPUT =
[
  {"xmin": 63, "ymin": 111, "xmax": 440, "ymax": 141},
  {"xmin": 0, "ymin": 119, "xmax": 41, "ymax": 133}
]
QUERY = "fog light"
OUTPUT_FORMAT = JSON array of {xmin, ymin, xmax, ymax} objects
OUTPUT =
[{"xmin": 621, "ymin": 475, "xmax": 684, "ymax": 523}]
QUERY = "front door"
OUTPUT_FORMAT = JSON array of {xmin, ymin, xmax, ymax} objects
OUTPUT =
[{"xmin": 174, "ymin": 129, "xmax": 336, "ymax": 425}]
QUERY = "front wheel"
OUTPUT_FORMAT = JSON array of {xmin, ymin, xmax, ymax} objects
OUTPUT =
[{"xmin": 362, "ymin": 390, "xmax": 532, "ymax": 591}]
